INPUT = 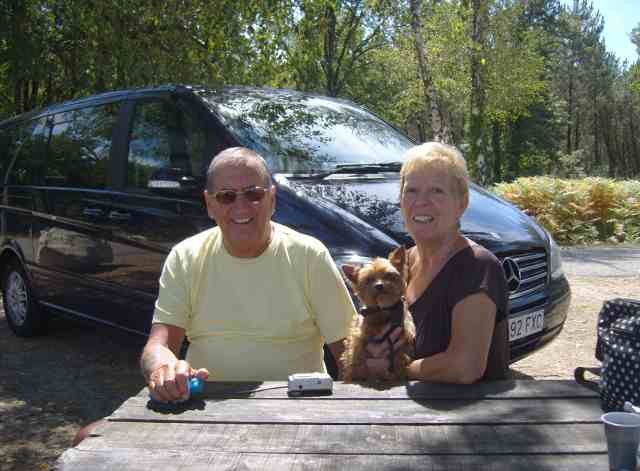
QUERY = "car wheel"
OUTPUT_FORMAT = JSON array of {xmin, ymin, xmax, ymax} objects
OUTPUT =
[{"xmin": 2, "ymin": 261, "xmax": 46, "ymax": 336}]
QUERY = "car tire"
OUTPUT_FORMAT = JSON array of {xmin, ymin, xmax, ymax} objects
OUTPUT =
[{"xmin": 2, "ymin": 261, "xmax": 46, "ymax": 336}]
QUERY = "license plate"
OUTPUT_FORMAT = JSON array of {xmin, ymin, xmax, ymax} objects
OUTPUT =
[{"xmin": 508, "ymin": 310, "xmax": 544, "ymax": 341}]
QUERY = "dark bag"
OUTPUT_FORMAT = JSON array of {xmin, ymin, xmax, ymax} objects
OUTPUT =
[{"xmin": 574, "ymin": 298, "xmax": 640, "ymax": 411}]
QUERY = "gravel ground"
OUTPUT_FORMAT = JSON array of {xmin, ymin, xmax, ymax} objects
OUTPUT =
[
  {"xmin": 0, "ymin": 246, "xmax": 638, "ymax": 470},
  {"xmin": 0, "ymin": 314, "xmax": 145, "ymax": 471},
  {"xmin": 509, "ymin": 275, "xmax": 639, "ymax": 379}
]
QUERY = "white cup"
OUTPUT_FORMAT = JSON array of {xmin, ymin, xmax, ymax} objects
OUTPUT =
[{"xmin": 601, "ymin": 412, "xmax": 640, "ymax": 470}]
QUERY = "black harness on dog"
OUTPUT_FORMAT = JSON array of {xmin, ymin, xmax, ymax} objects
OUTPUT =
[{"xmin": 359, "ymin": 299, "xmax": 405, "ymax": 372}]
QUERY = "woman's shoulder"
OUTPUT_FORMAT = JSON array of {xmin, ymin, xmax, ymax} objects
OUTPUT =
[
  {"xmin": 443, "ymin": 241, "xmax": 505, "ymax": 287},
  {"xmin": 457, "ymin": 240, "xmax": 501, "ymax": 267}
]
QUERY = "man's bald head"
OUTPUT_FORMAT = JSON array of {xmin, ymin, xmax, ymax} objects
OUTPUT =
[{"xmin": 206, "ymin": 147, "xmax": 271, "ymax": 192}]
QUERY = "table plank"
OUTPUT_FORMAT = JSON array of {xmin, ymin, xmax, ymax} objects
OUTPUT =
[
  {"xmin": 132, "ymin": 379, "xmax": 599, "ymax": 400},
  {"xmin": 55, "ymin": 448, "xmax": 609, "ymax": 471},
  {"xmin": 111, "ymin": 396, "xmax": 603, "ymax": 425},
  {"xmin": 83, "ymin": 421, "xmax": 607, "ymax": 455}
]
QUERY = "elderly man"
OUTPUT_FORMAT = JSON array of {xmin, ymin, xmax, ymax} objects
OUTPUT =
[{"xmin": 140, "ymin": 146, "xmax": 356, "ymax": 402}]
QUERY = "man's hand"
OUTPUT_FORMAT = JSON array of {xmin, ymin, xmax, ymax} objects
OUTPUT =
[
  {"xmin": 148, "ymin": 360, "xmax": 209, "ymax": 403},
  {"xmin": 141, "ymin": 323, "xmax": 209, "ymax": 403}
]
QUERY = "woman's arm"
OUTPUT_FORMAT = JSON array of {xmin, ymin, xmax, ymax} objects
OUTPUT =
[{"xmin": 406, "ymin": 292, "xmax": 497, "ymax": 384}]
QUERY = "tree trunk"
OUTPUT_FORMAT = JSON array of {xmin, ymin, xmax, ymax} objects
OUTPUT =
[
  {"xmin": 492, "ymin": 122, "xmax": 503, "ymax": 182},
  {"xmin": 566, "ymin": 74, "xmax": 573, "ymax": 154},
  {"xmin": 417, "ymin": 119, "xmax": 426, "ymax": 143},
  {"xmin": 469, "ymin": 0, "xmax": 490, "ymax": 184},
  {"xmin": 21, "ymin": 81, "xmax": 32, "ymax": 112},
  {"xmin": 323, "ymin": 5, "xmax": 339, "ymax": 97},
  {"xmin": 628, "ymin": 102, "xmax": 639, "ymax": 175},
  {"xmin": 506, "ymin": 120, "xmax": 522, "ymax": 181},
  {"xmin": 45, "ymin": 73, "xmax": 55, "ymax": 106},
  {"xmin": 601, "ymin": 109, "xmax": 616, "ymax": 177},
  {"xmin": 574, "ymin": 104, "xmax": 580, "ymax": 152},
  {"xmin": 617, "ymin": 102, "xmax": 629, "ymax": 177},
  {"xmin": 593, "ymin": 97, "xmax": 600, "ymax": 168},
  {"xmin": 14, "ymin": 80, "xmax": 23, "ymax": 114},
  {"xmin": 409, "ymin": 0, "xmax": 452, "ymax": 144}
]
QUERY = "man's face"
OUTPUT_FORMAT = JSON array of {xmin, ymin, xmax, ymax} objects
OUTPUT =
[{"xmin": 204, "ymin": 161, "xmax": 276, "ymax": 258}]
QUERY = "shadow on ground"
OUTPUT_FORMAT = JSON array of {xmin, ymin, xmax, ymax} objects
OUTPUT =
[{"xmin": 0, "ymin": 307, "xmax": 145, "ymax": 471}]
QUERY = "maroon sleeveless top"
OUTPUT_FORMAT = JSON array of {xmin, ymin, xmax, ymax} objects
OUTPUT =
[{"xmin": 408, "ymin": 244, "xmax": 510, "ymax": 380}]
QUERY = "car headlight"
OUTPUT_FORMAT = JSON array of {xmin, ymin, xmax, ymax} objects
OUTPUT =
[{"xmin": 548, "ymin": 231, "xmax": 564, "ymax": 280}]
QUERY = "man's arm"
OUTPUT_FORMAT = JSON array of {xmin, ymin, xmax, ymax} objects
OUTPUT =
[
  {"xmin": 140, "ymin": 323, "xmax": 208, "ymax": 402},
  {"xmin": 140, "ymin": 323, "xmax": 185, "ymax": 378},
  {"xmin": 305, "ymin": 247, "xmax": 358, "ymax": 379},
  {"xmin": 327, "ymin": 338, "xmax": 346, "ymax": 378}
]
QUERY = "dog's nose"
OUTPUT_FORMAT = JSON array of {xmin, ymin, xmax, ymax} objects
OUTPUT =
[{"xmin": 374, "ymin": 282, "xmax": 385, "ymax": 291}]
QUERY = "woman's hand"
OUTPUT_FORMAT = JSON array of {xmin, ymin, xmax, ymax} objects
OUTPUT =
[
  {"xmin": 365, "ymin": 325, "xmax": 406, "ymax": 358},
  {"xmin": 364, "ymin": 325, "xmax": 407, "ymax": 380}
]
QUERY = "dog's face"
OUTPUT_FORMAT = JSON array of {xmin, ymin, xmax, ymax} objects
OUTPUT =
[{"xmin": 343, "ymin": 247, "xmax": 406, "ymax": 310}]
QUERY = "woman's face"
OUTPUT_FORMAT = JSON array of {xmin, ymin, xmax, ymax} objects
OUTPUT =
[{"xmin": 400, "ymin": 165, "xmax": 466, "ymax": 245}]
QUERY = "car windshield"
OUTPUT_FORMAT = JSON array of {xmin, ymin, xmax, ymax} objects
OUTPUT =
[{"xmin": 199, "ymin": 88, "xmax": 414, "ymax": 174}]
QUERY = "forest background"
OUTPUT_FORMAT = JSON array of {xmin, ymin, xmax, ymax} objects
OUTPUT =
[{"xmin": 1, "ymin": 0, "xmax": 639, "ymax": 210}]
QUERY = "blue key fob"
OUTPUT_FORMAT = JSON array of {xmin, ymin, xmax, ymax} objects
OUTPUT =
[{"xmin": 188, "ymin": 377, "xmax": 204, "ymax": 395}]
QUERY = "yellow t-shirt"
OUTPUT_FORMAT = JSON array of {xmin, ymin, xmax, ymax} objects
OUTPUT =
[{"xmin": 152, "ymin": 223, "xmax": 356, "ymax": 381}]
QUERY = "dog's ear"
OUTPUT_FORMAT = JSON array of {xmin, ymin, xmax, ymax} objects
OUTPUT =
[
  {"xmin": 341, "ymin": 264, "xmax": 360, "ymax": 284},
  {"xmin": 388, "ymin": 246, "xmax": 406, "ymax": 274}
]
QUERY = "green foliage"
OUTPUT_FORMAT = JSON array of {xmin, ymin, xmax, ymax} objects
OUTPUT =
[
  {"xmin": 1, "ymin": 0, "xmax": 638, "ymax": 183},
  {"xmin": 631, "ymin": 63, "xmax": 640, "ymax": 98},
  {"xmin": 0, "ymin": 0, "xmax": 292, "ymax": 115},
  {"xmin": 275, "ymin": 0, "xmax": 392, "ymax": 97},
  {"xmin": 551, "ymin": 149, "xmax": 587, "ymax": 178},
  {"xmin": 422, "ymin": 1, "xmax": 471, "ymax": 116},
  {"xmin": 485, "ymin": 3, "xmax": 547, "ymax": 124},
  {"xmin": 632, "ymin": 23, "xmax": 640, "ymax": 56},
  {"xmin": 493, "ymin": 177, "xmax": 640, "ymax": 244}
]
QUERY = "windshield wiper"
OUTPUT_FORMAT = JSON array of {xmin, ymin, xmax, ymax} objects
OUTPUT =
[
  {"xmin": 284, "ymin": 162, "xmax": 402, "ymax": 180},
  {"xmin": 332, "ymin": 162, "xmax": 402, "ymax": 173}
]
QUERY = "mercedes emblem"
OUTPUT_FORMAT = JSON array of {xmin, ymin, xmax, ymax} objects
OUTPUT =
[{"xmin": 502, "ymin": 257, "xmax": 522, "ymax": 293}]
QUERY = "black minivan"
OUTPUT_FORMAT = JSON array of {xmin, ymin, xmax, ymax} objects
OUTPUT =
[{"xmin": 0, "ymin": 85, "xmax": 570, "ymax": 362}]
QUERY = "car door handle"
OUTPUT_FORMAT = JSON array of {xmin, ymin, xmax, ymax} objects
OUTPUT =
[
  {"xmin": 82, "ymin": 208, "xmax": 104, "ymax": 217},
  {"xmin": 108, "ymin": 210, "xmax": 131, "ymax": 222}
]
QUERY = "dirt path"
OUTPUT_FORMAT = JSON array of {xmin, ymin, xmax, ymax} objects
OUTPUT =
[
  {"xmin": 0, "ymin": 250, "xmax": 638, "ymax": 470},
  {"xmin": 0, "ymin": 316, "xmax": 145, "ymax": 471},
  {"xmin": 509, "ymin": 274, "xmax": 639, "ymax": 379},
  {"xmin": 509, "ymin": 245, "xmax": 640, "ymax": 378}
]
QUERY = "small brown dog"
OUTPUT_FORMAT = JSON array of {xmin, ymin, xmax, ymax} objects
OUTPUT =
[{"xmin": 340, "ymin": 246, "xmax": 415, "ymax": 383}]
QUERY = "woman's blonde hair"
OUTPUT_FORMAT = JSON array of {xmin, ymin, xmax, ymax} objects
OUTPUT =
[{"xmin": 400, "ymin": 142, "xmax": 470, "ymax": 208}]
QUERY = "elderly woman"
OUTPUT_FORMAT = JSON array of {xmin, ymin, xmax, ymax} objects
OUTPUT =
[{"xmin": 368, "ymin": 142, "xmax": 509, "ymax": 383}]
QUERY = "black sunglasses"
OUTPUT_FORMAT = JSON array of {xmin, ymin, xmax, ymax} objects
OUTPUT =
[{"xmin": 211, "ymin": 186, "xmax": 270, "ymax": 205}]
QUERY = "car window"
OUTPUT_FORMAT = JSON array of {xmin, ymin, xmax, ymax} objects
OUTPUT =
[
  {"xmin": 0, "ymin": 128, "xmax": 11, "ymax": 184},
  {"xmin": 6, "ymin": 118, "xmax": 48, "ymax": 186},
  {"xmin": 201, "ymin": 89, "xmax": 414, "ymax": 173},
  {"xmin": 127, "ymin": 99, "xmax": 207, "ymax": 191},
  {"xmin": 45, "ymin": 103, "xmax": 119, "ymax": 188}
]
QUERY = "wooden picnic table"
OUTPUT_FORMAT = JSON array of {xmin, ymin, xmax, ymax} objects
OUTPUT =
[{"xmin": 55, "ymin": 379, "xmax": 609, "ymax": 470}]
